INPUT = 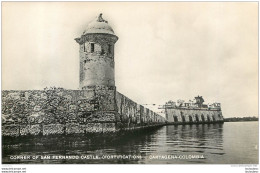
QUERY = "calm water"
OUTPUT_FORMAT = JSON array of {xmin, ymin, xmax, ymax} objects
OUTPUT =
[{"xmin": 2, "ymin": 122, "xmax": 258, "ymax": 164}]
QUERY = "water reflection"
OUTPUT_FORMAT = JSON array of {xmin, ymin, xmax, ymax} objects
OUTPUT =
[
  {"xmin": 159, "ymin": 124, "xmax": 224, "ymax": 164},
  {"xmin": 3, "ymin": 129, "xmax": 162, "ymax": 164},
  {"xmin": 2, "ymin": 122, "xmax": 258, "ymax": 164}
]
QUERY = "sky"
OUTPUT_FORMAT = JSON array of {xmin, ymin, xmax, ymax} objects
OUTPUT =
[{"xmin": 2, "ymin": 2, "xmax": 258, "ymax": 118}]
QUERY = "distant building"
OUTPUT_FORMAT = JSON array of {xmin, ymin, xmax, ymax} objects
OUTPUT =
[{"xmin": 160, "ymin": 96, "xmax": 223, "ymax": 123}]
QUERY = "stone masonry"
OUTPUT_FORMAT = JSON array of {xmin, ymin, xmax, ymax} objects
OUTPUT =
[
  {"xmin": 165, "ymin": 108, "xmax": 223, "ymax": 124},
  {"xmin": 2, "ymin": 88, "xmax": 166, "ymax": 137}
]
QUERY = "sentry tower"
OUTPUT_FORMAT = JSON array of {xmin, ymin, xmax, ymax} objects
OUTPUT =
[{"xmin": 75, "ymin": 13, "xmax": 118, "ymax": 89}]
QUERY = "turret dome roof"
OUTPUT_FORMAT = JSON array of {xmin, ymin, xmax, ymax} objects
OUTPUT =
[{"xmin": 83, "ymin": 13, "xmax": 115, "ymax": 35}]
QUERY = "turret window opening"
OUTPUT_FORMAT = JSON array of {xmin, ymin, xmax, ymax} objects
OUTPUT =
[
  {"xmin": 108, "ymin": 44, "xmax": 112, "ymax": 54},
  {"xmin": 84, "ymin": 43, "xmax": 87, "ymax": 52},
  {"xmin": 101, "ymin": 48, "xmax": 105, "ymax": 55},
  {"xmin": 90, "ymin": 43, "xmax": 95, "ymax": 53}
]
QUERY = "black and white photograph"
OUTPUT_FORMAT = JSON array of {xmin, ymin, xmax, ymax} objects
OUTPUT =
[{"xmin": 1, "ymin": 1, "xmax": 258, "ymax": 170}]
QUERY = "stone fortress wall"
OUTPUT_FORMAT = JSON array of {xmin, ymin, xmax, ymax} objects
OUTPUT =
[
  {"xmin": 2, "ymin": 87, "xmax": 166, "ymax": 137},
  {"xmin": 165, "ymin": 108, "xmax": 223, "ymax": 124},
  {"xmin": 116, "ymin": 92, "xmax": 166, "ymax": 127}
]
